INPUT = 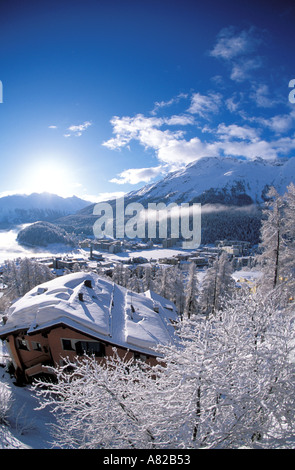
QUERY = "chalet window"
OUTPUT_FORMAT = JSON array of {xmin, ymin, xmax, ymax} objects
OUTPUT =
[
  {"xmin": 62, "ymin": 339, "xmax": 74, "ymax": 351},
  {"xmin": 32, "ymin": 341, "xmax": 42, "ymax": 351},
  {"xmin": 134, "ymin": 352, "xmax": 147, "ymax": 362},
  {"xmin": 75, "ymin": 340, "xmax": 105, "ymax": 357},
  {"xmin": 16, "ymin": 338, "xmax": 29, "ymax": 351}
]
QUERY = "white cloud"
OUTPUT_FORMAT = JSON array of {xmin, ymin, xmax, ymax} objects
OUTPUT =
[
  {"xmin": 271, "ymin": 136, "xmax": 295, "ymax": 154},
  {"xmin": 210, "ymin": 26, "xmax": 261, "ymax": 61},
  {"xmin": 217, "ymin": 136, "xmax": 295, "ymax": 161},
  {"xmin": 65, "ymin": 121, "xmax": 92, "ymax": 137},
  {"xmin": 250, "ymin": 84, "xmax": 279, "ymax": 107},
  {"xmin": 188, "ymin": 92, "xmax": 222, "ymax": 118},
  {"xmin": 103, "ymin": 110, "xmax": 214, "ymax": 176},
  {"xmin": 48, "ymin": 125, "xmax": 57, "ymax": 129},
  {"xmin": 103, "ymin": 83, "xmax": 295, "ymax": 187},
  {"xmin": 255, "ymin": 114, "xmax": 294, "ymax": 134},
  {"xmin": 110, "ymin": 165, "xmax": 165, "ymax": 185},
  {"xmin": 210, "ymin": 27, "xmax": 264, "ymax": 83},
  {"xmin": 230, "ymin": 57, "xmax": 262, "ymax": 82},
  {"xmin": 103, "ymin": 114, "xmax": 162, "ymax": 150},
  {"xmin": 151, "ymin": 93, "xmax": 188, "ymax": 115},
  {"xmin": 216, "ymin": 123, "xmax": 259, "ymax": 141},
  {"xmin": 102, "ymin": 114, "xmax": 188, "ymax": 152},
  {"xmin": 243, "ymin": 109, "xmax": 295, "ymax": 135},
  {"xmin": 225, "ymin": 94, "xmax": 241, "ymax": 112},
  {"xmin": 164, "ymin": 114, "xmax": 195, "ymax": 126},
  {"xmin": 157, "ymin": 137, "xmax": 218, "ymax": 165},
  {"xmin": 264, "ymin": 114, "xmax": 294, "ymax": 133}
]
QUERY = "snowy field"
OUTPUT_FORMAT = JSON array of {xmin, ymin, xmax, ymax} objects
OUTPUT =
[
  {"xmin": 105, "ymin": 247, "xmax": 193, "ymax": 263},
  {"xmin": 0, "ymin": 367, "xmax": 56, "ymax": 449}
]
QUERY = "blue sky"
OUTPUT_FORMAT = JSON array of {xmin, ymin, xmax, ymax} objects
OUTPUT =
[{"xmin": 0, "ymin": 0, "xmax": 294, "ymax": 201}]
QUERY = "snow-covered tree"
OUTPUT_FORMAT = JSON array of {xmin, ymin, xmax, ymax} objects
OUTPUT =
[
  {"xmin": 34, "ymin": 351, "xmax": 159, "ymax": 449},
  {"xmin": 34, "ymin": 289, "xmax": 295, "ymax": 449},
  {"xmin": 112, "ymin": 263, "xmax": 125, "ymax": 287},
  {"xmin": 183, "ymin": 262, "xmax": 199, "ymax": 318},
  {"xmin": 153, "ymin": 266, "xmax": 172, "ymax": 300},
  {"xmin": 199, "ymin": 251, "xmax": 234, "ymax": 315},
  {"xmin": 257, "ymin": 187, "xmax": 287, "ymax": 293},
  {"xmin": 0, "ymin": 381, "xmax": 13, "ymax": 426},
  {"xmin": 2, "ymin": 260, "xmax": 22, "ymax": 302},
  {"xmin": 142, "ymin": 265, "xmax": 154, "ymax": 292},
  {"xmin": 155, "ymin": 290, "xmax": 295, "ymax": 448},
  {"xmin": 283, "ymin": 183, "xmax": 295, "ymax": 284},
  {"xmin": 127, "ymin": 270, "xmax": 142, "ymax": 293},
  {"xmin": 0, "ymin": 258, "xmax": 54, "ymax": 309},
  {"xmin": 168, "ymin": 266, "xmax": 185, "ymax": 315},
  {"xmin": 284, "ymin": 183, "xmax": 295, "ymax": 242}
]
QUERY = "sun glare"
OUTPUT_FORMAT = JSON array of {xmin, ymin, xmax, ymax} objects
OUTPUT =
[{"xmin": 25, "ymin": 161, "xmax": 76, "ymax": 198}]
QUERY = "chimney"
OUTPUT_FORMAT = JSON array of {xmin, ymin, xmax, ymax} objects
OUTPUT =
[
  {"xmin": 84, "ymin": 279, "xmax": 92, "ymax": 288},
  {"xmin": 78, "ymin": 293, "xmax": 84, "ymax": 301}
]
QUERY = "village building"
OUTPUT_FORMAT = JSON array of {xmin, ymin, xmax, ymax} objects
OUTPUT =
[{"xmin": 0, "ymin": 272, "xmax": 179, "ymax": 383}]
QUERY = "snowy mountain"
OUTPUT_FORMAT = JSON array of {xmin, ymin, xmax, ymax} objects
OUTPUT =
[
  {"xmin": 55, "ymin": 157, "xmax": 295, "ymax": 244},
  {"xmin": 126, "ymin": 156, "xmax": 295, "ymax": 206},
  {"xmin": 0, "ymin": 192, "xmax": 91, "ymax": 227}
]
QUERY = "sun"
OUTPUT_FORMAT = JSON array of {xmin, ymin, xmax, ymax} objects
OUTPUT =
[{"xmin": 25, "ymin": 160, "xmax": 76, "ymax": 198}]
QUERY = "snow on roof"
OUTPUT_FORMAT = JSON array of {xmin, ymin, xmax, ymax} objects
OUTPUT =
[
  {"xmin": 232, "ymin": 270, "xmax": 262, "ymax": 281},
  {"xmin": 0, "ymin": 272, "xmax": 179, "ymax": 355}
]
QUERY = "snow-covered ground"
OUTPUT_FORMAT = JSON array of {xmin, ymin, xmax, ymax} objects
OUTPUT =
[
  {"xmin": 0, "ymin": 367, "xmax": 56, "ymax": 449},
  {"xmin": 105, "ymin": 247, "xmax": 193, "ymax": 263}
]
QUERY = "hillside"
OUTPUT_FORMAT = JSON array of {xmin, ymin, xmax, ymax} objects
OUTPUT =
[
  {"xmin": 17, "ymin": 221, "xmax": 75, "ymax": 247},
  {"xmin": 126, "ymin": 156, "xmax": 295, "ymax": 206}
]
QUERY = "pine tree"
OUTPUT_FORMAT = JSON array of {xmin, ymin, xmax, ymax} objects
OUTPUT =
[
  {"xmin": 153, "ymin": 266, "xmax": 171, "ymax": 299},
  {"xmin": 257, "ymin": 187, "xmax": 287, "ymax": 292},
  {"xmin": 183, "ymin": 262, "xmax": 199, "ymax": 319},
  {"xmin": 0, "ymin": 258, "xmax": 54, "ymax": 309},
  {"xmin": 169, "ymin": 266, "xmax": 185, "ymax": 315},
  {"xmin": 2, "ymin": 260, "xmax": 22, "ymax": 301},
  {"xmin": 283, "ymin": 183, "xmax": 295, "ymax": 275},
  {"xmin": 199, "ymin": 251, "xmax": 234, "ymax": 315},
  {"xmin": 127, "ymin": 271, "xmax": 142, "ymax": 293},
  {"xmin": 112, "ymin": 263, "xmax": 125, "ymax": 286},
  {"xmin": 142, "ymin": 265, "xmax": 154, "ymax": 292}
]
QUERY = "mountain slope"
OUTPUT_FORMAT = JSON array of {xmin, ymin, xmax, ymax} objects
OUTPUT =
[
  {"xmin": 126, "ymin": 156, "xmax": 295, "ymax": 206},
  {"xmin": 0, "ymin": 192, "xmax": 91, "ymax": 227},
  {"xmin": 55, "ymin": 156, "xmax": 295, "ymax": 244}
]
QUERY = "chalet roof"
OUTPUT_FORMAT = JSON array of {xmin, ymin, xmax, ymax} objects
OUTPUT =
[{"xmin": 0, "ymin": 272, "xmax": 179, "ymax": 356}]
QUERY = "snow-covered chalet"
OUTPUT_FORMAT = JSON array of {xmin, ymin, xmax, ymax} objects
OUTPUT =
[{"xmin": 0, "ymin": 272, "xmax": 179, "ymax": 383}]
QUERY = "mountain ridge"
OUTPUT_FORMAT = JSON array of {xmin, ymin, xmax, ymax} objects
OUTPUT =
[
  {"xmin": 0, "ymin": 192, "xmax": 91, "ymax": 227},
  {"xmin": 68, "ymin": 156, "xmax": 295, "ymax": 217},
  {"xmin": 53, "ymin": 156, "xmax": 295, "ymax": 244},
  {"xmin": 125, "ymin": 156, "xmax": 294, "ymax": 206}
]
